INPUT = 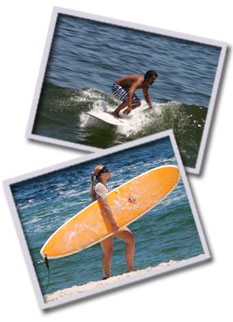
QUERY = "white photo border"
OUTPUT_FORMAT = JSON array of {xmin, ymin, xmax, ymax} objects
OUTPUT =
[
  {"xmin": 26, "ymin": 6, "xmax": 227, "ymax": 174},
  {"xmin": 5, "ymin": 129, "xmax": 210, "ymax": 310}
]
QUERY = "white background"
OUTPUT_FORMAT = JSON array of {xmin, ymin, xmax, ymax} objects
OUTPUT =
[{"xmin": 1, "ymin": 0, "xmax": 232, "ymax": 319}]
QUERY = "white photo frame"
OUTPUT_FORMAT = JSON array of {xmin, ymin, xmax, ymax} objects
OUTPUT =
[
  {"xmin": 26, "ymin": 7, "xmax": 227, "ymax": 174},
  {"xmin": 4, "ymin": 130, "xmax": 210, "ymax": 309}
]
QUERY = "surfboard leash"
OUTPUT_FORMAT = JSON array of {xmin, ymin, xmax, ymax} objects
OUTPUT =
[{"xmin": 43, "ymin": 254, "xmax": 50, "ymax": 295}]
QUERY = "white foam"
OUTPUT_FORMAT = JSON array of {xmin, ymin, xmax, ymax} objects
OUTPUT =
[
  {"xmin": 115, "ymin": 101, "xmax": 165, "ymax": 137},
  {"xmin": 81, "ymin": 97, "xmax": 165, "ymax": 136},
  {"xmin": 71, "ymin": 88, "xmax": 104, "ymax": 103},
  {"xmin": 80, "ymin": 100, "xmax": 108, "ymax": 127}
]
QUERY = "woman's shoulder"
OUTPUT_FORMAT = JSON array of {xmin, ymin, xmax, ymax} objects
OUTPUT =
[
  {"xmin": 95, "ymin": 181, "xmax": 105, "ymax": 188},
  {"xmin": 94, "ymin": 182, "xmax": 109, "ymax": 199},
  {"xmin": 95, "ymin": 182, "xmax": 108, "ymax": 191}
]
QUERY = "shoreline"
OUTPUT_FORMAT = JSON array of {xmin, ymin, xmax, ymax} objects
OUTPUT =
[{"xmin": 44, "ymin": 254, "xmax": 205, "ymax": 303}]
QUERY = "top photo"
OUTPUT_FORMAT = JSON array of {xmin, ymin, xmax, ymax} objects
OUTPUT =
[{"xmin": 26, "ymin": 7, "xmax": 227, "ymax": 174}]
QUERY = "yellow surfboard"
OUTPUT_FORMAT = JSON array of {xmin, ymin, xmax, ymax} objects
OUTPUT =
[{"xmin": 40, "ymin": 165, "xmax": 179, "ymax": 259}]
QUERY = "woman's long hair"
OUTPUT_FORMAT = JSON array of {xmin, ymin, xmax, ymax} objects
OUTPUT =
[{"xmin": 90, "ymin": 165, "xmax": 104, "ymax": 201}]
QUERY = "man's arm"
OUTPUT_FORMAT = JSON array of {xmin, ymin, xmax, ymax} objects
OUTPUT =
[
  {"xmin": 143, "ymin": 87, "xmax": 153, "ymax": 108},
  {"xmin": 128, "ymin": 80, "xmax": 141, "ymax": 106}
]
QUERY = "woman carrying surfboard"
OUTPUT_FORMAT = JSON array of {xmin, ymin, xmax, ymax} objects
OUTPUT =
[{"xmin": 90, "ymin": 165, "xmax": 136, "ymax": 279}]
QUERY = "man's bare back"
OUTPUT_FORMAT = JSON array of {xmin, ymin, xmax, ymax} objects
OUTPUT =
[{"xmin": 116, "ymin": 75, "xmax": 145, "ymax": 89}]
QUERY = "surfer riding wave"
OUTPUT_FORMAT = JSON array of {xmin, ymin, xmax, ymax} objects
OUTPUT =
[
  {"xmin": 112, "ymin": 70, "xmax": 158, "ymax": 118},
  {"xmin": 90, "ymin": 165, "xmax": 136, "ymax": 279}
]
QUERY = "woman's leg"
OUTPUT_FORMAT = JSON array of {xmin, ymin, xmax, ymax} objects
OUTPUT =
[
  {"xmin": 100, "ymin": 237, "xmax": 113, "ymax": 278},
  {"xmin": 115, "ymin": 227, "xmax": 136, "ymax": 272}
]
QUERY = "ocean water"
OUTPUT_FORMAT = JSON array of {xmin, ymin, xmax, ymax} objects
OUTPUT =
[
  {"xmin": 32, "ymin": 14, "xmax": 221, "ymax": 168},
  {"xmin": 11, "ymin": 137, "xmax": 203, "ymax": 295}
]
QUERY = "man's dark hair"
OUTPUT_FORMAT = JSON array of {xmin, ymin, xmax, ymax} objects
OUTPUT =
[{"xmin": 144, "ymin": 70, "xmax": 158, "ymax": 80}]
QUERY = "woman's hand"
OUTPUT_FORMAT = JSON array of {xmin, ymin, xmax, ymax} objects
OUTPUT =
[{"xmin": 111, "ymin": 221, "xmax": 120, "ymax": 233}]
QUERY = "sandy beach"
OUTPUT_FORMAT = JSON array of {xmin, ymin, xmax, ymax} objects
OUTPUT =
[{"xmin": 44, "ymin": 254, "xmax": 205, "ymax": 303}]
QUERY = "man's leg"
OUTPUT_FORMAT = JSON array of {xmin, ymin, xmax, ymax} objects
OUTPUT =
[
  {"xmin": 112, "ymin": 100, "xmax": 128, "ymax": 117},
  {"xmin": 123, "ymin": 102, "xmax": 141, "ymax": 115},
  {"xmin": 123, "ymin": 94, "xmax": 141, "ymax": 115}
]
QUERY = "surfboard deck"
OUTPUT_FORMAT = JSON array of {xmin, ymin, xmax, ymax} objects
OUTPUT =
[
  {"xmin": 86, "ymin": 111, "xmax": 129, "ymax": 126},
  {"xmin": 40, "ymin": 165, "xmax": 179, "ymax": 259},
  {"xmin": 86, "ymin": 104, "xmax": 158, "ymax": 126}
]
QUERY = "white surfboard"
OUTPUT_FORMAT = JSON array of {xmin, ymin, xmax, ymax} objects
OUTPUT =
[
  {"xmin": 86, "ymin": 111, "xmax": 129, "ymax": 126},
  {"xmin": 86, "ymin": 104, "xmax": 156, "ymax": 126}
]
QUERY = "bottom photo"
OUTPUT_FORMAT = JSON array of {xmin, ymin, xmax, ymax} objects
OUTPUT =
[{"xmin": 4, "ymin": 130, "xmax": 210, "ymax": 309}]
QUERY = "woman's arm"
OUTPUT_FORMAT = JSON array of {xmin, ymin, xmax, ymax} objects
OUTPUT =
[{"xmin": 100, "ymin": 198, "xmax": 119, "ymax": 233}]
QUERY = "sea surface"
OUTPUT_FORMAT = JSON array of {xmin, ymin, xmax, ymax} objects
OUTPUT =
[
  {"xmin": 11, "ymin": 137, "xmax": 203, "ymax": 295},
  {"xmin": 32, "ymin": 14, "xmax": 221, "ymax": 168}
]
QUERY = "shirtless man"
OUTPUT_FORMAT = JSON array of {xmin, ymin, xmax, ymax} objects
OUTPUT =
[{"xmin": 112, "ymin": 70, "xmax": 158, "ymax": 117}]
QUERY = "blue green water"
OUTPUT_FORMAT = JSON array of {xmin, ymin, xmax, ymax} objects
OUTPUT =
[
  {"xmin": 11, "ymin": 137, "xmax": 203, "ymax": 295},
  {"xmin": 32, "ymin": 14, "xmax": 221, "ymax": 168}
]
